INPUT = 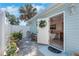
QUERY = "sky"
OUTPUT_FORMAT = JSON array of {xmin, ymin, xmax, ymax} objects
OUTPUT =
[{"xmin": 0, "ymin": 3, "xmax": 50, "ymax": 26}]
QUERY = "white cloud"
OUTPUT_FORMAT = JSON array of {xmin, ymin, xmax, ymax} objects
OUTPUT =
[
  {"xmin": 33, "ymin": 4, "xmax": 46, "ymax": 13},
  {"xmin": 1, "ymin": 4, "xmax": 46, "ymax": 16},
  {"xmin": 0, "ymin": 4, "xmax": 47, "ymax": 26},
  {"xmin": 1, "ymin": 6, "xmax": 19, "ymax": 17},
  {"xmin": 19, "ymin": 20, "xmax": 26, "ymax": 26}
]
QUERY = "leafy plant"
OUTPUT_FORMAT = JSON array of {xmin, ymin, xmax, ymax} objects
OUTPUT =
[
  {"xmin": 39, "ymin": 20, "xmax": 47, "ymax": 28},
  {"xmin": 6, "ymin": 31, "xmax": 22, "ymax": 56},
  {"xmin": 10, "ymin": 31, "xmax": 23, "ymax": 42},
  {"xmin": 6, "ymin": 11, "xmax": 20, "ymax": 25},
  {"xmin": 6, "ymin": 42, "xmax": 17, "ymax": 56}
]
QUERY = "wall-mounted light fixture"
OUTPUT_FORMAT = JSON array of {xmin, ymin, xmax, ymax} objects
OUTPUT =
[{"xmin": 69, "ymin": 4, "xmax": 76, "ymax": 15}]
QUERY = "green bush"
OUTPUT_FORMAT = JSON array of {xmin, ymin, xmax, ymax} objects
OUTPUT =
[
  {"xmin": 6, "ymin": 31, "xmax": 22, "ymax": 56},
  {"xmin": 6, "ymin": 42, "xmax": 17, "ymax": 56},
  {"xmin": 10, "ymin": 31, "xmax": 23, "ymax": 42}
]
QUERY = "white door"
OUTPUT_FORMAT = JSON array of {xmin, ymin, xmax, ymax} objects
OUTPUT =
[{"xmin": 37, "ymin": 18, "xmax": 50, "ymax": 44}]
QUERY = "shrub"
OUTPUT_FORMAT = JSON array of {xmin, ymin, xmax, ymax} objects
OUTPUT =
[
  {"xmin": 6, "ymin": 31, "xmax": 22, "ymax": 56},
  {"xmin": 10, "ymin": 31, "xmax": 23, "ymax": 42},
  {"xmin": 6, "ymin": 42, "xmax": 17, "ymax": 56}
]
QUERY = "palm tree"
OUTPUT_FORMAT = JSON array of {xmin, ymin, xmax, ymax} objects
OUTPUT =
[{"xmin": 19, "ymin": 4, "xmax": 37, "ymax": 21}]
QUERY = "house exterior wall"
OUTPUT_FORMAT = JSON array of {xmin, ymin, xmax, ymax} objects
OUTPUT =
[
  {"xmin": 30, "ymin": 20, "xmax": 37, "ymax": 34},
  {"xmin": 44, "ymin": 4, "xmax": 79, "ymax": 54},
  {"xmin": 30, "ymin": 4, "xmax": 79, "ymax": 55},
  {"xmin": 49, "ymin": 4, "xmax": 79, "ymax": 54},
  {"xmin": 64, "ymin": 4, "xmax": 79, "ymax": 54}
]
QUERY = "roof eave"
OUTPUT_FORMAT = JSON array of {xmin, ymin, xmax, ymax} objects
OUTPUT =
[{"xmin": 27, "ymin": 3, "xmax": 64, "ymax": 24}]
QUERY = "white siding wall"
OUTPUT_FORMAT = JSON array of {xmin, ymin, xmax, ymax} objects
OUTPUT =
[
  {"xmin": 64, "ymin": 4, "xmax": 79, "ymax": 54},
  {"xmin": 30, "ymin": 20, "xmax": 37, "ymax": 34},
  {"xmin": 36, "ymin": 4, "xmax": 79, "ymax": 54},
  {"xmin": 49, "ymin": 4, "xmax": 79, "ymax": 54}
]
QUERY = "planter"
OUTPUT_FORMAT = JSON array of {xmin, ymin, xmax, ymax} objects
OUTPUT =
[{"xmin": 16, "ymin": 47, "xmax": 20, "ymax": 53}]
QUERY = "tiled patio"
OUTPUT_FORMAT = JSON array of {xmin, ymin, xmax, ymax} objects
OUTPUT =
[
  {"xmin": 17, "ymin": 37, "xmax": 44, "ymax": 56},
  {"xmin": 17, "ymin": 36, "xmax": 66, "ymax": 56}
]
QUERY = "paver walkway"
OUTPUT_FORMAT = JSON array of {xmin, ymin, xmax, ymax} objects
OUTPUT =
[{"xmin": 17, "ymin": 37, "xmax": 44, "ymax": 56}]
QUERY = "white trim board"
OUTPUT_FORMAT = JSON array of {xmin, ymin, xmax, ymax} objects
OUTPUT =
[{"xmin": 47, "ymin": 11, "xmax": 65, "ymax": 52}]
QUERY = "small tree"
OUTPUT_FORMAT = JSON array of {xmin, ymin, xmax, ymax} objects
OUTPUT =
[{"xmin": 6, "ymin": 12, "xmax": 20, "ymax": 25}]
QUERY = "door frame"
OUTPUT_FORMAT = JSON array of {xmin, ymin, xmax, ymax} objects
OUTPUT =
[{"xmin": 48, "ymin": 11, "xmax": 65, "ymax": 52}]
